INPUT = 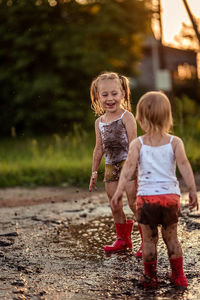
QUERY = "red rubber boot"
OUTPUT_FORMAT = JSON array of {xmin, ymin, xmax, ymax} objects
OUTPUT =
[
  {"xmin": 135, "ymin": 225, "xmax": 143, "ymax": 258},
  {"xmin": 169, "ymin": 257, "xmax": 188, "ymax": 287},
  {"xmin": 141, "ymin": 260, "xmax": 158, "ymax": 288},
  {"xmin": 104, "ymin": 220, "xmax": 133, "ymax": 252}
]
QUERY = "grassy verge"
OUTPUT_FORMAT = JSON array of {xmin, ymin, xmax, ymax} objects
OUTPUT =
[
  {"xmin": 0, "ymin": 130, "xmax": 200, "ymax": 188},
  {"xmin": 1, "ymin": 94, "xmax": 200, "ymax": 188},
  {"xmin": 0, "ymin": 133, "xmax": 105, "ymax": 187}
]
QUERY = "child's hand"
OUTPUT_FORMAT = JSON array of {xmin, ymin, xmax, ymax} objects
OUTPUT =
[
  {"xmin": 111, "ymin": 191, "xmax": 123, "ymax": 209},
  {"xmin": 188, "ymin": 191, "xmax": 199, "ymax": 211},
  {"xmin": 89, "ymin": 173, "xmax": 98, "ymax": 192}
]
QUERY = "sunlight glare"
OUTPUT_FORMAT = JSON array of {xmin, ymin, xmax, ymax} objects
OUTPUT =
[{"xmin": 161, "ymin": 0, "xmax": 200, "ymax": 45}]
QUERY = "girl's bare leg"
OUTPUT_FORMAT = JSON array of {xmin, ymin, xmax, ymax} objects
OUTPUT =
[
  {"xmin": 125, "ymin": 179, "xmax": 137, "ymax": 216},
  {"xmin": 140, "ymin": 224, "xmax": 158, "ymax": 287},
  {"xmin": 162, "ymin": 223, "xmax": 187, "ymax": 287},
  {"xmin": 104, "ymin": 181, "xmax": 133, "ymax": 252},
  {"xmin": 141, "ymin": 224, "xmax": 158, "ymax": 262},
  {"xmin": 105, "ymin": 181, "xmax": 126, "ymax": 224},
  {"xmin": 161, "ymin": 223, "xmax": 182, "ymax": 259},
  {"xmin": 125, "ymin": 180, "xmax": 143, "ymax": 257}
]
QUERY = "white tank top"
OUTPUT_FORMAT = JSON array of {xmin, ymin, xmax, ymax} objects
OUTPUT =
[{"xmin": 137, "ymin": 136, "xmax": 180, "ymax": 196}]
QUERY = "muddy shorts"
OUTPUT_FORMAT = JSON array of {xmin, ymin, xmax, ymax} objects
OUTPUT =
[
  {"xmin": 104, "ymin": 161, "xmax": 137, "ymax": 182},
  {"xmin": 136, "ymin": 194, "xmax": 180, "ymax": 228}
]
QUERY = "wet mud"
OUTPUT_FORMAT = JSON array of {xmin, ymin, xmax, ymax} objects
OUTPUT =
[{"xmin": 0, "ymin": 189, "xmax": 199, "ymax": 299}]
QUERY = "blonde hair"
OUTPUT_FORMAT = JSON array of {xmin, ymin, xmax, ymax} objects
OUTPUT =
[
  {"xmin": 90, "ymin": 71, "xmax": 132, "ymax": 116},
  {"xmin": 136, "ymin": 91, "xmax": 173, "ymax": 134}
]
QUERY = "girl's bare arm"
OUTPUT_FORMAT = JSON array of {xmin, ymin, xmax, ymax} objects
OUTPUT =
[
  {"xmin": 111, "ymin": 138, "xmax": 140, "ymax": 204},
  {"xmin": 89, "ymin": 119, "xmax": 103, "ymax": 191},
  {"xmin": 123, "ymin": 111, "xmax": 137, "ymax": 143},
  {"xmin": 173, "ymin": 137, "xmax": 199, "ymax": 210}
]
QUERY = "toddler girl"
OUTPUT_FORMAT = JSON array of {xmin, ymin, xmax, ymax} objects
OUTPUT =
[{"xmin": 112, "ymin": 91, "xmax": 198, "ymax": 287}]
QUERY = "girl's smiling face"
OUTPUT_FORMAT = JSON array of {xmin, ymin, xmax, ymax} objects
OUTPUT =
[{"xmin": 97, "ymin": 79, "xmax": 124, "ymax": 113}]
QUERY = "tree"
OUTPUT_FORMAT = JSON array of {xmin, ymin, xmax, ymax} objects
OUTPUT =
[
  {"xmin": 0, "ymin": 0, "xmax": 151, "ymax": 136},
  {"xmin": 182, "ymin": 0, "xmax": 200, "ymax": 45},
  {"xmin": 173, "ymin": 19, "xmax": 200, "ymax": 101},
  {"xmin": 174, "ymin": 19, "xmax": 200, "ymax": 51}
]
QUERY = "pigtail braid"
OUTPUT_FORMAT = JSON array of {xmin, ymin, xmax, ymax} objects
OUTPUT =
[
  {"xmin": 90, "ymin": 78, "xmax": 104, "ymax": 116},
  {"xmin": 119, "ymin": 75, "xmax": 132, "ymax": 112}
]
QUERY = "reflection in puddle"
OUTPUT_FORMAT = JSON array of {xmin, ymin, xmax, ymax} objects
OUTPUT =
[
  {"xmin": 46, "ymin": 213, "xmax": 200, "ymax": 299},
  {"xmin": 53, "ymin": 216, "xmax": 143, "ymax": 261}
]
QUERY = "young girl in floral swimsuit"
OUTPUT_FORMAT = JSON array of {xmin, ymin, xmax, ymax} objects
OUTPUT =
[{"xmin": 89, "ymin": 71, "xmax": 143, "ymax": 256}]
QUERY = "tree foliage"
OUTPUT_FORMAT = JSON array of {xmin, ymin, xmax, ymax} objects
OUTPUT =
[
  {"xmin": 174, "ymin": 19, "xmax": 200, "ymax": 51},
  {"xmin": 0, "ymin": 0, "xmax": 151, "ymax": 136}
]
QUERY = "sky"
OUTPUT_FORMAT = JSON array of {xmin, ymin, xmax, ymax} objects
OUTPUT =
[{"xmin": 161, "ymin": 0, "xmax": 200, "ymax": 46}]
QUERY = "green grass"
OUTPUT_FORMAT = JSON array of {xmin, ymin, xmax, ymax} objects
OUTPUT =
[
  {"xmin": 1, "ymin": 100, "xmax": 200, "ymax": 188},
  {"xmin": 0, "ymin": 133, "xmax": 105, "ymax": 187}
]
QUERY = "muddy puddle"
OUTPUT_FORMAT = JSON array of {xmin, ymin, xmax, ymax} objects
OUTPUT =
[{"xmin": 0, "ymin": 191, "xmax": 199, "ymax": 299}]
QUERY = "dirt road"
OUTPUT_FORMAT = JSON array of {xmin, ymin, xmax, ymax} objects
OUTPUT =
[{"xmin": 0, "ymin": 186, "xmax": 199, "ymax": 299}]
